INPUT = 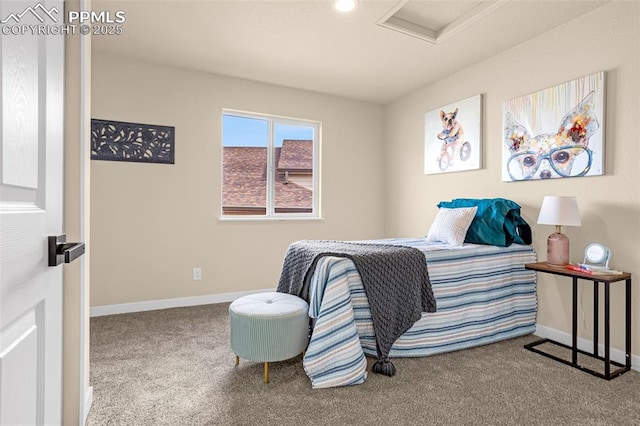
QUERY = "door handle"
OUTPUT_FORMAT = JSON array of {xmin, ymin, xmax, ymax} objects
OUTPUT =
[{"xmin": 48, "ymin": 234, "xmax": 85, "ymax": 266}]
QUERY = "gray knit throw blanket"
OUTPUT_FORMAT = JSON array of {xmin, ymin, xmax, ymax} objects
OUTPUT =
[{"xmin": 277, "ymin": 240, "xmax": 436, "ymax": 377}]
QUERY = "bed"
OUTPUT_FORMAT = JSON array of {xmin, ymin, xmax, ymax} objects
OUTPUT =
[{"xmin": 278, "ymin": 199, "xmax": 537, "ymax": 389}]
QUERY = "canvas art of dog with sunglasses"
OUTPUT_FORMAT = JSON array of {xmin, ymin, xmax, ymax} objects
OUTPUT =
[{"xmin": 504, "ymin": 92, "xmax": 600, "ymax": 181}]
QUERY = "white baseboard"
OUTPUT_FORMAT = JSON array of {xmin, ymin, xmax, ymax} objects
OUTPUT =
[
  {"xmin": 89, "ymin": 288, "xmax": 275, "ymax": 317},
  {"xmin": 82, "ymin": 386, "xmax": 93, "ymax": 425},
  {"xmin": 534, "ymin": 323, "xmax": 639, "ymax": 372}
]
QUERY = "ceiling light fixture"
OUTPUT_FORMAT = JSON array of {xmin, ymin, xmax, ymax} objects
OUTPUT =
[{"xmin": 334, "ymin": 0, "xmax": 358, "ymax": 13}]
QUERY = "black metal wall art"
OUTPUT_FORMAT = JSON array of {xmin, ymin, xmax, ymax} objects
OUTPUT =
[{"xmin": 91, "ymin": 119, "xmax": 175, "ymax": 164}]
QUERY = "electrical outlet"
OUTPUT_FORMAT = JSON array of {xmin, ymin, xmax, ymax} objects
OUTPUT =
[{"xmin": 192, "ymin": 267, "xmax": 202, "ymax": 281}]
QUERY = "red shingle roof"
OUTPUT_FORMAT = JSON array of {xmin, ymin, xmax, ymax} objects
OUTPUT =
[
  {"xmin": 222, "ymin": 145, "xmax": 312, "ymax": 213},
  {"xmin": 277, "ymin": 140, "xmax": 313, "ymax": 172},
  {"xmin": 222, "ymin": 147, "xmax": 266, "ymax": 210}
]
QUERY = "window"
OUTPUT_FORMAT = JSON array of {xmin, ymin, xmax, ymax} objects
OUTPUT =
[{"xmin": 221, "ymin": 110, "xmax": 320, "ymax": 218}]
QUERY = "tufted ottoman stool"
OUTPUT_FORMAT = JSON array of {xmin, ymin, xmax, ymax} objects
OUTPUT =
[{"xmin": 229, "ymin": 292, "xmax": 309, "ymax": 383}]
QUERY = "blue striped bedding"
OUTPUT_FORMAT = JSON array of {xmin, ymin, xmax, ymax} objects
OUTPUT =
[{"xmin": 302, "ymin": 238, "xmax": 537, "ymax": 389}]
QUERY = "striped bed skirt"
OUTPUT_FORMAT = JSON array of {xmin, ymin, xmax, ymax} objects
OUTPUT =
[{"xmin": 302, "ymin": 239, "xmax": 537, "ymax": 389}]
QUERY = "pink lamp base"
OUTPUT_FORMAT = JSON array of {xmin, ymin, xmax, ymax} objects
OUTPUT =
[{"xmin": 546, "ymin": 232, "xmax": 570, "ymax": 266}]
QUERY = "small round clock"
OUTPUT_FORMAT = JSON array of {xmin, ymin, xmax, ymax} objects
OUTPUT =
[{"xmin": 582, "ymin": 243, "xmax": 611, "ymax": 270}]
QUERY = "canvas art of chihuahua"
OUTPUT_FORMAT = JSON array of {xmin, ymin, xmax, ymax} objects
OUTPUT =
[
  {"xmin": 438, "ymin": 108, "xmax": 464, "ymax": 145},
  {"xmin": 504, "ymin": 92, "xmax": 599, "ymax": 180}
]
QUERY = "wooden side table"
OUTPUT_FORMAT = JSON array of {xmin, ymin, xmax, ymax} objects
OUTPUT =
[{"xmin": 524, "ymin": 262, "xmax": 632, "ymax": 380}]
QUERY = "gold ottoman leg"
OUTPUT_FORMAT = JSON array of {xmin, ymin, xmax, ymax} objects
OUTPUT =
[
  {"xmin": 235, "ymin": 355, "xmax": 239, "ymax": 366},
  {"xmin": 264, "ymin": 362, "xmax": 269, "ymax": 383}
]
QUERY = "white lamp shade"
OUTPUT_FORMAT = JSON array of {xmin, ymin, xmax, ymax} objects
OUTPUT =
[{"xmin": 537, "ymin": 196, "xmax": 581, "ymax": 226}]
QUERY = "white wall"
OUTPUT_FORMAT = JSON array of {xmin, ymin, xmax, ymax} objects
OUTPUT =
[
  {"xmin": 90, "ymin": 54, "xmax": 385, "ymax": 307},
  {"xmin": 384, "ymin": 2, "xmax": 639, "ymax": 357}
]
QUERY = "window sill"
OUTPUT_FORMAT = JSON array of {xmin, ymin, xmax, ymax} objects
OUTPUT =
[{"xmin": 218, "ymin": 216, "xmax": 325, "ymax": 223}]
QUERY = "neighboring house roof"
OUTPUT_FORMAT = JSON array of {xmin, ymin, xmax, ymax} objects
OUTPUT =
[
  {"xmin": 277, "ymin": 139, "xmax": 313, "ymax": 172},
  {"xmin": 222, "ymin": 144, "xmax": 312, "ymax": 212},
  {"xmin": 222, "ymin": 147, "xmax": 266, "ymax": 210}
]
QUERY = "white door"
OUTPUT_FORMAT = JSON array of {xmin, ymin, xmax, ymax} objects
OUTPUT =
[{"xmin": 0, "ymin": 0, "xmax": 65, "ymax": 424}]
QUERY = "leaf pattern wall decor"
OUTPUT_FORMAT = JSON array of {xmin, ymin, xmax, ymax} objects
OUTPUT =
[{"xmin": 91, "ymin": 119, "xmax": 175, "ymax": 164}]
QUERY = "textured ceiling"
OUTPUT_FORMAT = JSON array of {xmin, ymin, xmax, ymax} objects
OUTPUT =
[{"xmin": 91, "ymin": 0, "xmax": 608, "ymax": 103}]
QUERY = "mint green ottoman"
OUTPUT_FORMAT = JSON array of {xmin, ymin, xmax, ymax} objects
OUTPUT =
[{"xmin": 229, "ymin": 292, "xmax": 309, "ymax": 383}]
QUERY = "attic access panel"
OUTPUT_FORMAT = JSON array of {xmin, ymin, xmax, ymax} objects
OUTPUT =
[{"xmin": 377, "ymin": 0, "xmax": 506, "ymax": 44}]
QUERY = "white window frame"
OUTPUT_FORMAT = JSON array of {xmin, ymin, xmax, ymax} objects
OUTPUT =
[{"xmin": 220, "ymin": 109, "xmax": 321, "ymax": 220}]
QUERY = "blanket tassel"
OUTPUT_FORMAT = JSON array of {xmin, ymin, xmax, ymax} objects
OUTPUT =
[{"xmin": 372, "ymin": 357, "xmax": 396, "ymax": 377}]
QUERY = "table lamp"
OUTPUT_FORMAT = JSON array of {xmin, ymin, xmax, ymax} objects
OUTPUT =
[{"xmin": 537, "ymin": 196, "xmax": 581, "ymax": 266}]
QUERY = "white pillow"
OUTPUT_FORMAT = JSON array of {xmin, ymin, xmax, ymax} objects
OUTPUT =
[{"xmin": 426, "ymin": 206, "xmax": 478, "ymax": 246}]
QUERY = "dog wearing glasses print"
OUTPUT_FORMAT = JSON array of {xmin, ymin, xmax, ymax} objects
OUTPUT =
[{"xmin": 504, "ymin": 92, "xmax": 599, "ymax": 181}]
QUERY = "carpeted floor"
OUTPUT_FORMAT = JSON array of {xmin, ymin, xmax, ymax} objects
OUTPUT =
[{"xmin": 87, "ymin": 303, "xmax": 640, "ymax": 425}]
